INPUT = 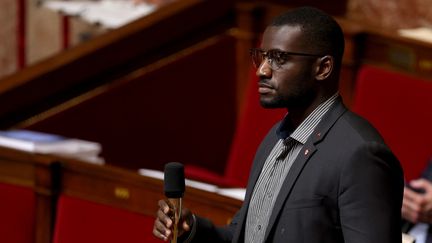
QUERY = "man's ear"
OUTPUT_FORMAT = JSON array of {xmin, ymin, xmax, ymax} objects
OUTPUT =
[{"xmin": 315, "ymin": 55, "xmax": 334, "ymax": 81}]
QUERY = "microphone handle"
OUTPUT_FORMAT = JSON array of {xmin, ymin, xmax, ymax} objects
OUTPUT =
[{"xmin": 168, "ymin": 198, "xmax": 182, "ymax": 243}]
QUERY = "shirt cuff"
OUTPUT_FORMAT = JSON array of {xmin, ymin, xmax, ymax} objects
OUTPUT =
[{"xmin": 182, "ymin": 214, "xmax": 196, "ymax": 243}]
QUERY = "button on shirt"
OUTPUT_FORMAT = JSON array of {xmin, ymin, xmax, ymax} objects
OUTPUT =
[{"xmin": 245, "ymin": 93, "xmax": 338, "ymax": 243}]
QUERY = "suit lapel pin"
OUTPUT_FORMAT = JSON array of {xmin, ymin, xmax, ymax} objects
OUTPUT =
[{"xmin": 304, "ymin": 149, "xmax": 309, "ymax": 156}]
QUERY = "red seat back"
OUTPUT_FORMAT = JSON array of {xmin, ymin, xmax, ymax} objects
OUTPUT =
[
  {"xmin": 53, "ymin": 195, "xmax": 158, "ymax": 243},
  {"xmin": 352, "ymin": 65, "xmax": 432, "ymax": 181},
  {"xmin": 185, "ymin": 70, "xmax": 285, "ymax": 187},
  {"xmin": 223, "ymin": 73, "xmax": 286, "ymax": 187},
  {"xmin": 0, "ymin": 182, "xmax": 36, "ymax": 243}
]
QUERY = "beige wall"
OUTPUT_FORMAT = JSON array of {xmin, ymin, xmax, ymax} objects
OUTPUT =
[
  {"xmin": 0, "ymin": 0, "xmax": 105, "ymax": 79},
  {"xmin": 26, "ymin": 1, "xmax": 106, "ymax": 65},
  {"xmin": 0, "ymin": 0, "xmax": 18, "ymax": 78},
  {"xmin": 347, "ymin": 0, "xmax": 432, "ymax": 29},
  {"xmin": 26, "ymin": 0, "xmax": 61, "ymax": 66}
]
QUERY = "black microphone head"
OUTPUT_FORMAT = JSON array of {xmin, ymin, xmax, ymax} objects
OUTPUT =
[{"xmin": 164, "ymin": 162, "xmax": 185, "ymax": 198}]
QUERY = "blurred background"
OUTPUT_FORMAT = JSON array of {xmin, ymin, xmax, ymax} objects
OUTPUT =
[
  {"xmin": 1, "ymin": 1, "xmax": 432, "ymax": 243},
  {"xmin": 0, "ymin": 0, "xmax": 431, "ymax": 180}
]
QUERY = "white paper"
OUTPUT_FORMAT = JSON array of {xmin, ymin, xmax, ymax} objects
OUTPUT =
[
  {"xmin": 399, "ymin": 27, "xmax": 432, "ymax": 43},
  {"xmin": 0, "ymin": 129, "xmax": 104, "ymax": 164},
  {"xmin": 43, "ymin": 0, "xmax": 157, "ymax": 28},
  {"xmin": 138, "ymin": 168, "xmax": 245, "ymax": 200},
  {"xmin": 216, "ymin": 188, "xmax": 246, "ymax": 201}
]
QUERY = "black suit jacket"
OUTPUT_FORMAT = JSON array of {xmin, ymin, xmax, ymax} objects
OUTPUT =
[{"xmin": 190, "ymin": 99, "xmax": 404, "ymax": 243}]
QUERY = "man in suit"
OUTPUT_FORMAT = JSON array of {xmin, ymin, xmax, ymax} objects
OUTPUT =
[{"xmin": 153, "ymin": 6, "xmax": 404, "ymax": 243}]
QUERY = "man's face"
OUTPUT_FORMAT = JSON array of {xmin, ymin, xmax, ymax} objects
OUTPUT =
[{"xmin": 256, "ymin": 25, "xmax": 319, "ymax": 109}]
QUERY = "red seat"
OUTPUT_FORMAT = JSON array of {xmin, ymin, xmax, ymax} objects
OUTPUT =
[
  {"xmin": 0, "ymin": 182, "xmax": 36, "ymax": 243},
  {"xmin": 52, "ymin": 195, "xmax": 158, "ymax": 243},
  {"xmin": 352, "ymin": 65, "xmax": 432, "ymax": 181},
  {"xmin": 185, "ymin": 70, "xmax": 286, "ymax": 187}
]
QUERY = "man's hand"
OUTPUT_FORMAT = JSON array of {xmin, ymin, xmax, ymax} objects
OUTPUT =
[
  {"xmin": 153, "ymin": 199, "xmax": 194, "ymax": 241},
  {"xmin": 402, "ymin": 179, "xmax": 432, "ymax": 223}
]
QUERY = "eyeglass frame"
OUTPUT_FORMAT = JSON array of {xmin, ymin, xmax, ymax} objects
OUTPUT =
[{"xmin": 249, "ymin": 48, "xmax": 325, "ymax": 70}]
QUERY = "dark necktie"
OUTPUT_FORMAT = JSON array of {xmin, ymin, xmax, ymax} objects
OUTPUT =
[{"xmin": 276, "ymin": 137, "xmax": 296, "ymax": 161}]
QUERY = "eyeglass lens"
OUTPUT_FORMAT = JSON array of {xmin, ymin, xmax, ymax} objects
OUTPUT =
[
  {"xmin": 250, "ymin": 49, "xmax": 283, "ymax": 70},
  {"xmin": 250, "ymin": 48, "xmax": 323, "ymax": 70}
]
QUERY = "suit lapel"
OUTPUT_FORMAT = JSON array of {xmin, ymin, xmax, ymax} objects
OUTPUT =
[{"xmin": 263, "ymin": 99, "xmax": 347, "ymax": 241}]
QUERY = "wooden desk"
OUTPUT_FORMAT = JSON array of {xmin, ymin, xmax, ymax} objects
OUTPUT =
[
  {"xmin": 359, "ymin": 28, "xmax": 432, "ymax": 80},
  {"xmin": 0, "ymin": 148, "xmax": 242, "ymax": 242},
  {"xmin": 58, "ymin": 159, "xmax": 242, "ymax": 226}
]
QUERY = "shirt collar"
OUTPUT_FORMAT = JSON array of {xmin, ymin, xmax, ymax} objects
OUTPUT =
[{"xmin": 276, "ymin": 93, "xmax": 339, "ymax": 144}]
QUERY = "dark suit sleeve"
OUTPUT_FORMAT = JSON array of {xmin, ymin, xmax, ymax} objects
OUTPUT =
[
  {"xmin": 184, "ymin": 204, "xmax": 245, "ymax": 243},
  {"xmin": 338, "ymin": 142, "xmax": 404, "ymax": 243}
]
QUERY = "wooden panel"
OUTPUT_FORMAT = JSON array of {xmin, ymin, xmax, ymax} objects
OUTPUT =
[
  {"xmin": 359, "ymin": 30, "xmax": 432, "ymax": 80},
  {"xmin": 0, "ymin": 0, "xmax": 239, "ymax": 174},
  {"xmin": 266, "ymin": 0, "xmax": 348, "ymax": 16},
  {"xmin": 0, "ymin": 0, "xmax": 18, "ymax": 78},
  {"xmin": 22, "ymin": 34, "xmax": 238, "ymax": 173},
  {"xmin": 0, "ymin": 0, "xmax": 235, "ymax": 128},
  {"xmin": 59, "ymin": 158, "xmax": 242, "ymax": 226}
]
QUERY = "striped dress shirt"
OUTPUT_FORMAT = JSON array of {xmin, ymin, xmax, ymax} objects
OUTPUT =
[{"xmin": 245, "ymin": 93, "xmax": 338, "ymax": 243}]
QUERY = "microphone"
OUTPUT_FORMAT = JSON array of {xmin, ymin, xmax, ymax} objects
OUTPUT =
[{"xmin": 164, "ymin": 162, "xmax": 185, "ymax": 243}]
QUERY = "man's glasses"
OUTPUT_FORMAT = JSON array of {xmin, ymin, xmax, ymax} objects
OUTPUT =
[{"xmin": 249, "ymin": 48, "xmax": 323, "ymax": 70}]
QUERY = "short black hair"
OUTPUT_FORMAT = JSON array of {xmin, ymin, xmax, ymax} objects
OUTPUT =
[{"xmin": 270, "ymin": 7, "xmax": 345, "ymax": 68}]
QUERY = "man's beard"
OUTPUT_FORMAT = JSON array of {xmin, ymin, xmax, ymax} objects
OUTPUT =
[
  {"xmin": 259, "ymin": 90, "xmax": 315, "ymax": 109},
  {"xmin": 259, "ymin": 96, "xmax": 286, "ymax": 108}
]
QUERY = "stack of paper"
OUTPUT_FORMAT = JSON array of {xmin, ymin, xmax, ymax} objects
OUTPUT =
[
  {"xmin": 43, "ymin": 0, "xmax": 157, "ymax": 29},
  {"xmin": 138, "ymin": 168, "xmax": 246, "ymax": 201},
  {"xmin": 398, "ymin": 27, "xmax": 432, "ymax": 43},
  {"xmin": 0, "ymin": 129, "xmax": 104, "ymax": 164}
]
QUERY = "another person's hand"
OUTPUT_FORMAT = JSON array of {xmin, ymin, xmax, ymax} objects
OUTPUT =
[
  {"xmin": 402, "ymin": 179, "xmax": 432, "ymax": 223},
  {"xmin": 153, "ymin": 199, "xmax": 194, "ymax": 241}
]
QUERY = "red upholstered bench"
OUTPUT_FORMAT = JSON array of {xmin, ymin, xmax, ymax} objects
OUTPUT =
[
  {"xmin": 0, "ymin": 183, "xmax": 36, "ymax": 243},
  {"xmin": 53, "ymin": 195, "xmax": 157, "ymax": 243},
  {"xmin": 352, "ymin": 65, "xmax": 432, "ymax": 181},
  {"xmin": 51, "ymin": 160, "xmax": 167, "ymax": 243},
  {"xmin": 0, "ymin": 147, "xmax": 57, "ymax": 243}
]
